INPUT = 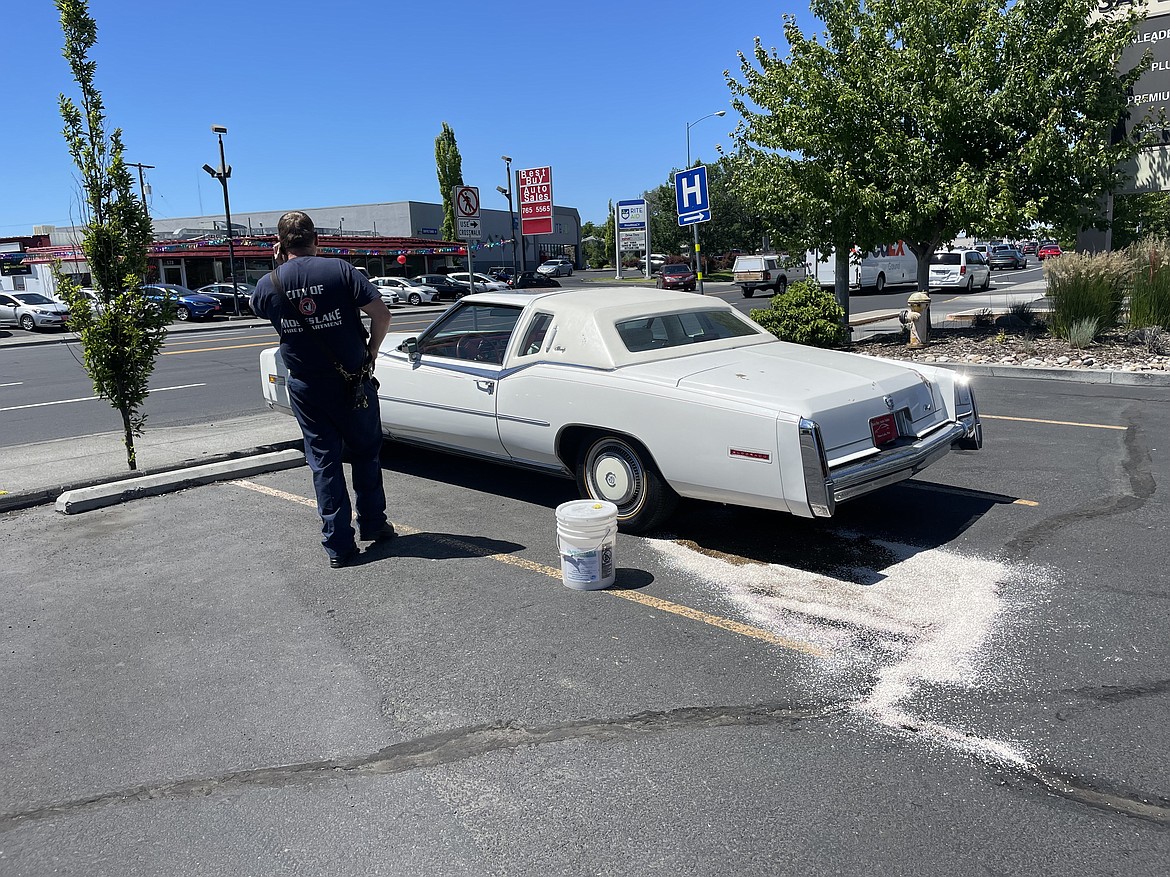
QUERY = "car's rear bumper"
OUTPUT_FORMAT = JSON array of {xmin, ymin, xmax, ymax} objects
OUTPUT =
[{"xmin": 798, "ymin": 403, "xmax": 982, "ymax": 517}]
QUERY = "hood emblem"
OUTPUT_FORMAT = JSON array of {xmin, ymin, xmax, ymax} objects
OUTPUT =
[{"xmin": 883, "ymin": 395, "xmax": 895, "ymax": 410}]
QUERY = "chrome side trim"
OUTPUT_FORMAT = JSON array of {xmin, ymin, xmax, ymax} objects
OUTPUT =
[
  {"xmin": 954, "ymin": 386, "xmax": 983, "ymax": 450},
  {"xmin": 798, "ymin": 418, "xmax": 835, "ymax": 518}
]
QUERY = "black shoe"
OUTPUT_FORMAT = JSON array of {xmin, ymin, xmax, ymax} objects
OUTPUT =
[
  {"xmin": 361, "ymin": 524, "xmax": 397, "ymax": 543},
  {"xmin": 329, "ymin": 547, "xmax": 360, "ymax": 569}
]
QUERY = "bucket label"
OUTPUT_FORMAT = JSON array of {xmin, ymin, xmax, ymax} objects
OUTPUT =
[{"xmin": 562, "ymin": 547, "xmax": 602, "ymax": 584}]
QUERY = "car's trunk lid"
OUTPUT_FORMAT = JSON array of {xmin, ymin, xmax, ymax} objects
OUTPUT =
[{"xmin": 642, "ymin": 344, "xmax": 947, "ymax": 452}]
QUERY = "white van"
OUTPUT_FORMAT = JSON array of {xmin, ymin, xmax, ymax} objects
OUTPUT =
[{"xmin": 813, "ymin": 242, "xmax": 917, "ymax": 293}]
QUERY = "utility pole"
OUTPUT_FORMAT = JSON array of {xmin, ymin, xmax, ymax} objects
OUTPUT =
[{"xmin": 126, "ymin": 161, "xmax": 154, "ymax": 213}]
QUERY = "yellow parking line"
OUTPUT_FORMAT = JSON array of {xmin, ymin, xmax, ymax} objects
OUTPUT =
[
  {"xmin": 163, "ymin": 341, "xmax": 278, "ymax": 355},
  {"xmin": 983, "ymin": 414, "xmax": 1126, "ymax": 431},
  {"xmin": 228, "ymin": 479, "xmax": 823, "ymax": 658}
]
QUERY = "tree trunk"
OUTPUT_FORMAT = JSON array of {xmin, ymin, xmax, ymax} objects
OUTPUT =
[
  {"xmin": 120, "ymin": 406, "xmax": 138, "ymax": 471},
  {"xmin": 834, "ymin": 244, "xmax": 851, "ymax": 339}
]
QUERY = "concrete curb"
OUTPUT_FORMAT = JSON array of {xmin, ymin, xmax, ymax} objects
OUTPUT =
[
  {"xmin": 54, "ymin": 448, "xmax": 306, "ymax": 514},
  {"xmin": 916, "ymin": 361, "xmax": 1170, "ymax": 386},
  {"xmin": 0, "ymin": 438, "xmax": 305, "ymax": 514}
]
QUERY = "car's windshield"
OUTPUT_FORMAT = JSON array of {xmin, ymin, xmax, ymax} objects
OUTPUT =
[
  {"xmin": 15, "ymin": 293, "xmax": 54, "ymax": 305},
  {"xmin": 662, "ymin": 265, "xmax": 689, "ymax": 274},
  {"xmin": 616, "ymin": 310, "xmax": 761, "ymax": 352},
  {"xmin": 931, "ymin": 253, "xmax": 961, "ymax": 265}
]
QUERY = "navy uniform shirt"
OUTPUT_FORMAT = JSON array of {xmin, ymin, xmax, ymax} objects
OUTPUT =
[{"xmin": 251, "ymin": 256, "xmax": 379, "ymax": 378}]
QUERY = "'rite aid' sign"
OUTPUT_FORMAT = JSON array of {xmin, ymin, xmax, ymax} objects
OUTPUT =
[
  {"xmin": 519, "ymin": 166, "xmax": 553, "ymax": 236},
  {"xmin": 617, "ymin": 199, "xmax": 647, "ymax": 230}
]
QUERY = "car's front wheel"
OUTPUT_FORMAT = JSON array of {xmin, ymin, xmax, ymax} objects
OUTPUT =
[
  {"xmin": 19, "ymin": 314, "xmax": 36, "ymax": 331},
  {"xmin": 408, "ymin": 292, "xmax": 422, "ymax": 306},
  {"xmin": 981, "ymin": 271, "xmax": 991, "ymax": 291},
  {"xmin": 576, "ymin": 434, "xmax": 678, "ymax": 534},
  {"xmin": 873, "ymin": 272, "xmax": 886, "ymax": 293}
]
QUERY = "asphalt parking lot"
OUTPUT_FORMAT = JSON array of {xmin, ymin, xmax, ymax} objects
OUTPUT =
[{"xmin": 2, "ymin": 371, "xmax": 1168, "ymax": 874}]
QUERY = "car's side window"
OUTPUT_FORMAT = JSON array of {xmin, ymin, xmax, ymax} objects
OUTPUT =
[
  {"xmin": 418, "ymin": 303, "xmax": 523, "ymax": 364},
  {"xmin": 517, "ymin": 312, "xmax": 554, "ymax": 356}
]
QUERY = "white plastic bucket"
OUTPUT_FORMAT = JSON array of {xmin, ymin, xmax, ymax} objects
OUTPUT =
[{"xmin": 555, "ymin": 500, "xmax": 618, "ymax": 590}]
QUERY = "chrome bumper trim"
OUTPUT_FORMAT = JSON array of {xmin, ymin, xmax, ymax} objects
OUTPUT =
[{"xmin": 800, "ymin": 414, "xmax": 976, "ymax": 517}]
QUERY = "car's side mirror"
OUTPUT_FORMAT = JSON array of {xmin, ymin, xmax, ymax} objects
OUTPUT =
[{"xmin": 401, "ymin": 337, "xmax": 420, "ymax": 362}]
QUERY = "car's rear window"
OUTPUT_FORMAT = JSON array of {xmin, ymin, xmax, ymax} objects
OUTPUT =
[
  {"xmin": 616, "ymin": 310, "xmax": 760, "ymax": 352},
  {"xmin": 930, "ymin": 253, "xmax": 961, "ymax": 265}
]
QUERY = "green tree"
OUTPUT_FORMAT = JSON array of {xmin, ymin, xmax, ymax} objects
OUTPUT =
[
  {"xmin": 603, "ymin": 201, "xmax": 616, "ymax": 268},
  {"xmin": 435, "ymin": 122, "xmax": 464, "ymax": 242},
  {"xmin": 53, "ymin": 0, "xmax": 168, "ymax": 471},
  {"xmin": 1113, "ymin": 192, "xmax": 1170, "ymax": 249},
  {"xmin": 728, "ymin": 0, "xmax": 1147, "ymax": 297}
]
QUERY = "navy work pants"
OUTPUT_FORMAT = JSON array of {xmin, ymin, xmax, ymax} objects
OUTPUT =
[{"xmin": 287, "ymin": 372, "xmax": 388, "ymax": 560}]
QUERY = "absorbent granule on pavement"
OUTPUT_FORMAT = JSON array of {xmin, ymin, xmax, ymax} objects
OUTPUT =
[{"xmin": 643, "ymin": 533, "xmax": 1046, "ymax": 769}]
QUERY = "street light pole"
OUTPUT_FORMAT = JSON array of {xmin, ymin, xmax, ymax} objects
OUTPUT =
[
  {"xmin": 685, "ymin": 110, "xmax": 725, "ymax": 296},
  {"xmin": 202, "ymin": 124, "xmax": 239, "ymax": 316},
  {"xmin": 501, "ymin": 155, "xmax": 517, "ymax": 271}
]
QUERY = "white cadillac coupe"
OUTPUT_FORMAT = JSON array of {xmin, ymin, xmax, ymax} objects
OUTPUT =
[{"xmin": 260, "ymin": 288, "xmax": 982, "ymax": 533}]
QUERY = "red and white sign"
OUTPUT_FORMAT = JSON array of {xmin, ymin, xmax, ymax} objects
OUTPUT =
[{"xmin": 518, "ymin": 166, "xmax": 553, "ymax": 236}]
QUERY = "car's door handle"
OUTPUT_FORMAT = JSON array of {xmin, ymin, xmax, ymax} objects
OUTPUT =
[{"xmin": 475, "ymin": 380, "xmax": 495, "ymax": 395}]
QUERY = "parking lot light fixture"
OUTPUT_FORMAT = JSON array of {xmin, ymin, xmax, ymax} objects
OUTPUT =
[
  {"xmin": 202, "ymin": 124, "xmax": 240, "ymax": 316},
  {"xmin": 501, "ymin": 155, "xmax": 518, "ymax": 270}
]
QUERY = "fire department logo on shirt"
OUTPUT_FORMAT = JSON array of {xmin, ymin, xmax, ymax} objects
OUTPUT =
[{"xmin": 297, "ymin": 297, "xmax": 317, "ymax": 316}]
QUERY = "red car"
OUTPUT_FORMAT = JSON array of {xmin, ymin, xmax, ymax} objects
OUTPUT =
[
  {"xmin": 656, "ymin": 263, "xmax": 697, "ymax": 291},
  {"xmin": 1037, "ymin": 243, "xmax": 1063, "ymax": 260}
]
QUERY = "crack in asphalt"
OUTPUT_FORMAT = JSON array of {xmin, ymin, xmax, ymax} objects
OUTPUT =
[
  {"xmin": 5, "ymin": 695, "xmax": 1168, "ymax": 830},
  {"xmin": 1004, "ymin": 415, "xmax": 1156, "ymax": 559},
  {"xmin": 0, "ymin": 701, "xmax": 848, "ymax": 831}
]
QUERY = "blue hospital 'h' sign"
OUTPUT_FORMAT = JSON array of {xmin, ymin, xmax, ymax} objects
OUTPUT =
[{"xmin": 675, "ymin": 166, "xmax": 711, "ymax": 226}]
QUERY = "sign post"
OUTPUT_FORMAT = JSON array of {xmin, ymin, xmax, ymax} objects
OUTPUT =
[
  {"xmin": 616, "ymin": 198, "xmax": 648, "ymax": 280},
  {"xmin": 454, "ymin": 185, "xmax": 481, "ymax": 281},
  {"xmin": 675, "ymin": 165, "xmax": 712, "ymax": 294}
]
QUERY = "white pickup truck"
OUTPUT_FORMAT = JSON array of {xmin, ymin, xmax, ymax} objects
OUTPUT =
[{"xmin": 732, "ymin": 254, "xmax": 808, "ymax": 298}]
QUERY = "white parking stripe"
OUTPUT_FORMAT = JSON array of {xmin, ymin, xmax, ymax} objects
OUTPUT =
[{"xmin": 0, "ymin": 383, "xmax": 205, "ymax": 412}]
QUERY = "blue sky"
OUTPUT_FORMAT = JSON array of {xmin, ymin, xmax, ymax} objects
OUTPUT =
[{"xmin": 3, "ymin": 0, "xmax": 815, "ymax": 235}]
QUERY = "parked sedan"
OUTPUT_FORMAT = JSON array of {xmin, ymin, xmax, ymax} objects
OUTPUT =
[
  {"xmin": 1037, "ymin": 243, "xmax": 1063, "ymax": 260},
  {"xmin": 511, "ymin": 271, "xmax": 561, "ymax": 289},
  {"xmin": 988, "ymin": 247, "xmax": 1027, "ymax": 270},
  {"xmin": 370, "ymin": 277, "xmax": 441, "ymax": 306},
  {"xmin": 928, "ymin": 250, "xmax": 991, "ymax": 291},
  {"xmin": 196, "ymin": 282, "xmax": 255, "ymax": 315},
  {"xmin": 537, "ymin": 258, "xmax": 574, "ymax": 277},
  {"xmin": 412, "ymin": 274, "xmax": 468, "ymax": 302},
  {"xmin": 0, "ymin": 291, "xmax": 70, "ymax": 331},
  {"xmin": 446, "ymin": 272, "xmax": 511, "ymax": 293},
  {"xmin": 656, "ymin": 263, "xmax": 697, "ymax": 291},
  {"xmin": 260, "ymin": 288, "xmax": 983, "ymax": 534},
  {"xmin": 139, "ymin": 284, "xmax": 221, "ymax": 321}
]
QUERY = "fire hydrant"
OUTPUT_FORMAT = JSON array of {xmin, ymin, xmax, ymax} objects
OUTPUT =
[{"xmin": 900, "ymin": 291, "xmax": 932, "ymax": 349}]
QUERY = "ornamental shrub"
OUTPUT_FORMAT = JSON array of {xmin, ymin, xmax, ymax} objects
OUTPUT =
[
  {"xmin": 749, "ymin": 279, "xmax": 848, "ymax": 348},
  {"xmin": 1128, "ymin": 238, "xmax": 1170, "ymax": 330},
  {"xmin": 1044, "ymin": 251, "xmax": 1130, "ymax": 340}
]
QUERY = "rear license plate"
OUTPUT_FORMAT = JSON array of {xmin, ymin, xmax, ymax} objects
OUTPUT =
[{"xmin": 870, "ymin": 413, "xmax": 898, "ymax": 446}]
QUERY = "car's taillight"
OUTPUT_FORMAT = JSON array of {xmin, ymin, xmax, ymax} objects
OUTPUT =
[{"xmin": 960, "ymin": 265, "xmax": 967, "ymax": 275}]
